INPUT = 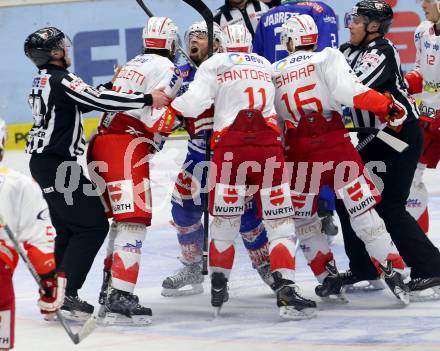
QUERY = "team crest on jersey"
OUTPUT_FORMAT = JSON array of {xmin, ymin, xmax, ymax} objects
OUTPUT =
[
  {"xmin": 213, "ymin": 184, "xmax": 246, "ymax": 216},
  {"xmin": 107, "ymin": 180, "xmax": 135, "ymax": 214}
]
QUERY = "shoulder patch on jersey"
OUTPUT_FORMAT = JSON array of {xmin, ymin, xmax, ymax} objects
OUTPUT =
[{"xmin": 68, "ymin": 76, "xmax": 89, "ymax": 93}]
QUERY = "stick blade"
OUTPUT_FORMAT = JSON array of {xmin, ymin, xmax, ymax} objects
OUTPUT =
[
  {"xmin": 76, "ymin": 315, "xmax": 98, "ymax": 344},
  {"xmin": 376, "ymin": 130, "xmax": 409, "ymax": 152}
]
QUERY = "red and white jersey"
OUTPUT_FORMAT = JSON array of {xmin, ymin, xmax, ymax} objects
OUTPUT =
[
  {"xmin": 414, "ymin": 21, "xmax": 440, "ymax": 117},
  {"xmin": 0, "ymin": 167, "xmax": 55, "ymax": 273},
  {"xmin": 172, "ymin": 52, "xmax": 276, "ymax": 134},
  {"xmin": 273, "ymin": 47, "xmax": 375, "ymax": 127},
  {"xmin": 109, "ymin": 53, "xmax": 182, "ymax": 130}
]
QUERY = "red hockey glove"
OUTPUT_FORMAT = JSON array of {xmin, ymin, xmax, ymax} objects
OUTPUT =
[
  {"xmin": 404, "ymin": 70, "xmax": 423, "ymax": 95},
  {"xmin": 183, "ymin": 109, "xmax": 214, "ymax": 138},
  {"xmin": 377, "ymin": 92, "xmax": 407, "ymax": 128},
  {"xmin": 38, "ymin": 271, "xmax": 66, "ymax": 314},
  {"xmin": 428, "ymin": 110, "xmax": 440, "ymax": 139}
]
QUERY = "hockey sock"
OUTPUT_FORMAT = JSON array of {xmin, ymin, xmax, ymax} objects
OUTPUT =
[
  {"xmin": 240, "ymin": 222, "xmax": 270, "ymax": 268},
  {"xmin": 351, "ymin": 209, "xmax": 405, "ymax": 273},
  {"xmin": 265, "ymin": 217, "xmax": 296, "ymax": 282},
  {"xmin": 111, "ymin": 222, "xmax": 147, "ymax": 293},
  {"xmin": 173, "ymin": 221, "xmax": 203, "ymax": 264},
  {"xmin": 296, "ymin": 216, "xmax": 333, "ymax": 283}
]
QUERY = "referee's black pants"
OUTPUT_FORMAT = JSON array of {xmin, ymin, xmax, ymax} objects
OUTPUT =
[
  {"xmin": 30, "ymin": 153, "xmax": 109, "ymax": 296},
  {"xmin": 336, "ymin": 120, "xmax": 440, "ymax": 279}
]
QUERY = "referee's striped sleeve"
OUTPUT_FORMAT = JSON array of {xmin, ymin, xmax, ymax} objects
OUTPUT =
[{"xmin": 61, "ymin": 73, "xmax": 152, "ymax": 112}]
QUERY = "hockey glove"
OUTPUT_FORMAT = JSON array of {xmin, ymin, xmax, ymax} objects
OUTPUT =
[
  {"xmin": 404, "ymin": 70, "xmax": 423, "ymax": 95},
  {"xmin": 377, "ymin": 92, "xmax": 407, "ymax": 128},
  {"xmin": 183, "ymin": 108, "xmax": 214, "ymax": 138},
  {"xmin": 38, "ymin": 271, "xmax": 66, "ymax": 314}
]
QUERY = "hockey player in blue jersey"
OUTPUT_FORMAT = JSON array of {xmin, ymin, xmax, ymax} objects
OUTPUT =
[
  {"xmin": 253, "ymin": 0, "xmax": 339, "ymax": 239},
  {"xmin": 253, "ymin": 0, "xmax": 338, "ymax": 63},
  {"xmin": 161, "ymin": 21, "xmax": 275, "ymax": 296}
]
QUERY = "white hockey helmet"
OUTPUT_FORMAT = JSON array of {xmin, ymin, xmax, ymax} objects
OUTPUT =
[
  {"xmin": 0, "ymin": 118, "xmax": 8, "ymax": 151},
  {"xmin": 280, "ymin": 14, "xmax": 318, "ymax": 52},
  {"xmin": 222, "ymin": 24, "xmax": 252, "ymax": 53},
  {"xmin": 143, "ymin": 17, "xmax": 179, "ymax": 54},
  {"xmin": 184, "ymin": 21, "xmax": 224, "ymax": 52}
]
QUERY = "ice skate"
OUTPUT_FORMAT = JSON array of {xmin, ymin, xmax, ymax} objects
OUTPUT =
[
  {"xmin": 98, "ymin": 269, "xmax": 111, "ymax": 305},
  {"xmin": 379, "ymin": 261, "xmax": 410, "ymax": 305},
  {"xmin": 99, "ymin": 288, "xmax": 152, "ymax": 326},
  {"xmin": 340, "ymin": 269, "xmax": 386, "ymax": 293},
  {"xmin": 161, "ymin": 261, "xmax": 204, "ymax": 297},
  {"xmin": 256, "ymin": 262, "xmax": 276, "ymax": 291},
  {"xmin": 273, "ymin": 272, "xmax": 317, "ymax": 320},
  {"xmin": 211, "ymin": 272, "xmax": 229, "ymax": 317},
  {"xmin": 407, "ymin": 277, "xmax": 440, "ymax": 302},
  {"xmin": 315, "ymin": 260, "xmax": 348, "ymax": 304},
  {"xmin": 61, "ymin": 295, "xmax": 94, "ymax": 321}
]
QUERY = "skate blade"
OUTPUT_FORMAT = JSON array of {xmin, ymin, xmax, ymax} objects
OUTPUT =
[
  {"xmin": 319, "ymin": 293, "xmax": 349, "ymax": 304},
  {"xmin": 99, "ymin": 312, "xmax": 152, "ymax": 326},
  {"xmin": 279, "ymin": 306, "xmax": 316, "ymax": 321},
  {"xmin": 344, "ymin": 280, "xmax": 386, "ymax": 293},
  {"xmin": 43, "ymin": 312, "xmax": 57, "ymax": 321},
  {"xmin": 409, "ymin": 286, "xmax": 440, "ymax": 302},
  {"xmin": 60, "ymin": 309, "xmax": 92, "ymax": 322},
  {"xmin": 161, "ymin": 284, "xmax": 203, "ymax": 297},
  {"xmin": 392, "ymin": 288, "xmax": 410, "ymax": 305},
  {"xmin": 213, "ymin": 306, "xmax": 222, "ymax": 318}
]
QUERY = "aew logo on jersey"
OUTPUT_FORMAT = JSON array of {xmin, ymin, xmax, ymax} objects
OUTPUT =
[
  {"xmin": 228, "ymin": 53, "xmax": 265, "ymax": 66},
  {"xmin": 213, "ymin": 184, "xmax": 245, "ymax": 215},
  {"xmin": 107, "ymin": 180, "xmax": 135, "ymax": 214},
  {"xmin": 338, "ymin": 176, "xmax": 376, "ymax": 216},
  {"xmin": 261, "ymin": 184, "xmax": 294, "ymax": 219},
  {"xmin": 291, "ymin": 191, "xmax": 314, "ymax": 218}
]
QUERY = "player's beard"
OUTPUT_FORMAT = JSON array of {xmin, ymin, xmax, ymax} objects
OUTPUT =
[{"xmin": 189, "ymin": 45, "xmax": 208, "ymax": 65}]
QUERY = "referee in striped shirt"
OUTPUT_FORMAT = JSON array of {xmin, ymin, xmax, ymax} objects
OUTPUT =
[
  {"xmin": 338, "ymin": 1, "xmax": 440, "ymax": 293},
  {"xmin": 23, "ymin": 27, "xmax": 170, "ymax": 316}
]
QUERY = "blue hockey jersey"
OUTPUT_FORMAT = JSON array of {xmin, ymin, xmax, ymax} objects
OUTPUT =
[{"xmin": 253, "ymin": 1, "xmax": 338, "ymax": 63}]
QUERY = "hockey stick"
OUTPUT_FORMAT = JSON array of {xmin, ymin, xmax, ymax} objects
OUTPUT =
[
  {"xmin": 347, "ymin": 127, "xmax": 409, "ymax": 153},
  {"xmin": 135, "ymin": 0, "xmax": 199, "ymax": 70},
  {"xmin": 0, "ymin": 216, "xmax": 97, "ymax": 345},
  {"xmin": 182, "ymin": 0, "xmax": 214, "ymax": 275}
]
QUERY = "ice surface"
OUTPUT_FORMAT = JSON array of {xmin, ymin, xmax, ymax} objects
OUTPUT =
[{"xmin": 4, "ymin": 140, "xmax": 440, "ymax": 351}]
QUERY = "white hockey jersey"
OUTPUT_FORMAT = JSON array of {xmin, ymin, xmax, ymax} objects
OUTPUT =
[
  {"xmin": 414, "ymin": 21, "xmax": 440, "ymax": 117},
  {"xmin": 172, "ymin": 52, "xmax": 276, "ymax": 135},
  {"xmin": 109, "ymin": 53, "xmax": 182, "ymax": 130},
  {"xmin": 0, "ymin": 167, "xmax": 55, "ymax": 273},
  {"xmin": 272, "ymin": 48, "xmax": 377, "ymax": 126}
]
